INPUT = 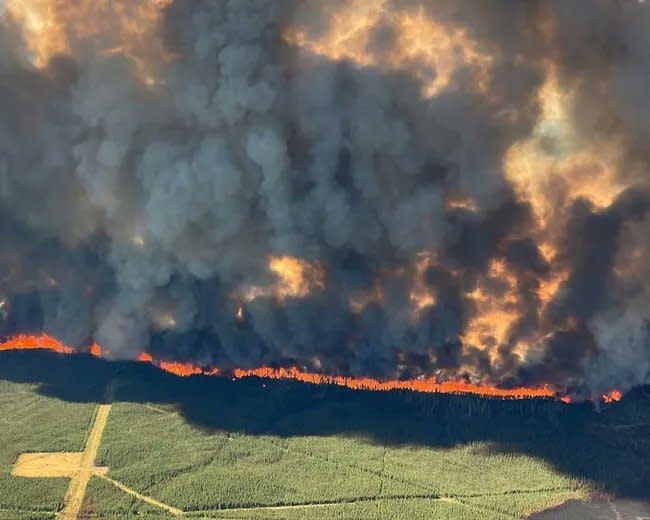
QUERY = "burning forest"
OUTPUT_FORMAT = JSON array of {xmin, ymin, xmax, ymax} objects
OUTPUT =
[{"xmin": 0, "ymin": 0, "xmax": 649, "ymax": 402}]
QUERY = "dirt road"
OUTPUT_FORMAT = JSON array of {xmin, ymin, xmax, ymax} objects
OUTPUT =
[
  {"xmin": 60, "ymin": 404, "xmax": 111, "ymax": 520},
  {"xmin": 98, "ymin": 474, "xmax": 182, "ymax": 516}
]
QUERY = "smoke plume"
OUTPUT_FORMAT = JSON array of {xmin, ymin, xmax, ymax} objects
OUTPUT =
[{"xmin": 0, "ymin": 0, "xmax": 649, "ymax": 396}]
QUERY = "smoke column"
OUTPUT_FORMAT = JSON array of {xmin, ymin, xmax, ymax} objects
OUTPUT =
[{"xmin": 0, "ymin": 0, "xmax": 649, "ymax": 397}]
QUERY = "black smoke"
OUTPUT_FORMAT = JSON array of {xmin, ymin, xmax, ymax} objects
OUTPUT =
[{"xmin": 0, "ymin": 0, "xmax": 649, "ymax": 395}]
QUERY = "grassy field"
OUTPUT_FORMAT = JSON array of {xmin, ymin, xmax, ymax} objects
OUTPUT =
[
  {"xmin": 0, "ymin": 380, "xmax": 96, "ymax": 520},
  {"xmin": 0, "ymin": 351, "xmax": 648, "ymax": 519}
]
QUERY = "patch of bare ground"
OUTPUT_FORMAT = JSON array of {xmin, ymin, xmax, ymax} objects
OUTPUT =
[
  {"xmin": 13, "ymin": 453, "xmax": 84, "ymax": 478},
  {"xmin": 11, "ymin": 404, "xmax": 112, "ymax": 520}
]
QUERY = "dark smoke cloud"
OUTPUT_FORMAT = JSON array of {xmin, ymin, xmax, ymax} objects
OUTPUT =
[{"xmin": 0, "ymin": 0, "xmax": 648, "ymax": 396}]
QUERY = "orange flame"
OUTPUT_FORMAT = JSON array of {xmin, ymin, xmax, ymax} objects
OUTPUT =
[
  {"xmin": 602, "ymin": 389, "xmax": 623, "ymax": 404},
  {"xmin": 232, "ymin": 366, "xmax": 558, "ymax": 400},
  {"xmin": 235, "ymin": 255, "xmax": 326, "ymax": 308},
  {"xmin": 285, "ymin": 2, "xmax": 493, "ymax": 97},
  {"xmin": 0, "ymin": 333, "xmax": 625, "ymax": 403},
  {"xmin": 89, "ymin": 343, "xmax": 103, "ymax": 357},
  {"xmin": 409, "ymin": 252, "xmax": 437, "ymax": 315},
  {"xmin": 3, "ymin": 0, "xmax": 173, "ymax": 84},
  {"xmin": 269, "ymin": 256, "xmax": 326, "ymax": 301},
  {"xmin": 138, "ymin": 351, "xmax": 153, "ymax": 363},
  {"xmin": 504, "ymin": 59, "xmax": 626, "ymax": 227},
  {"xmin": 0, "ymin": 333, "xmax": 73, "ymax": 354},
  {"xmin": 157, "ymin": 360, "xmax": 204, "ymax": 378},
  {"xmin": 461, "ymin": 259, "xmax": 523, "ymax": 365}
]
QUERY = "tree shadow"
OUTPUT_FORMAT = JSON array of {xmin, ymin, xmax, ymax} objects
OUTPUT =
[{"xmin": 1, "ymin": 350, "xmax": 648, "ymax": 499}]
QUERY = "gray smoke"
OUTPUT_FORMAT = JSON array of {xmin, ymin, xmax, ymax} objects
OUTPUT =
[{"xmin": 0, "ymin": 0, "xmax": 649, "ymax": 396}]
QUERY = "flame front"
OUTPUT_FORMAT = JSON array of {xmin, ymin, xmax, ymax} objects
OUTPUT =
[
  {"xmin": 0, "ymin": 2, "xmax": 647, "ymax": 401},
  {"xmin": 0, "ymin": 333, "xmax": 73, "ymax": 354},
  {"xmin": 0, "ymin": 333, "xmax": 624, "ymax": 403}
]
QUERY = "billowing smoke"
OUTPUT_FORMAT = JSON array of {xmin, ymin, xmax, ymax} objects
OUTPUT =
[{"xmin": 0, "ymin": 0, "xmax": 649, "ymax": 396}]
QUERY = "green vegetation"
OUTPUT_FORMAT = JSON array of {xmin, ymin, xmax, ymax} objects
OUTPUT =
[
  {"xmin": 83, "ymin": 477, "xmax": 172, "ymax": 519},
  {"xmin": 0, "ymin": 352, "xmax": 648, "ymax": 520},
  {"xmin": 86, "ymin": 401, "xmax": 587, "ymax": 519},
  {"xmin": 0, "ymin": 513, "xmax": 55, "ymax": 520},
  {"xmin": 0, "ymin": 380, "xmax": 96, "ymax": 518}
]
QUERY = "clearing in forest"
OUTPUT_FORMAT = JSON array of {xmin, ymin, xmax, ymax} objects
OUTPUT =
[
  {"xmin": 12, "ymin": 453, "xmax": 91, "ymax": 478},
  {"xmin": 11, "ymin": 404, "xmax": 111, "ymax": 520}
]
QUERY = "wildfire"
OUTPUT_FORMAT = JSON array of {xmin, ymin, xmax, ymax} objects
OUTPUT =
[
  {"xmin": 348, "ymin": 280, "xmax": 384, "ymax": 314},
  {"xmin": 138, "ymin": 352, "xmax": 153, "ymax": 363},
  {"xmin": 0, "ymin": 333, "xmax": 624, "ymax": 403},
  {"xmin": 446, "ymin": 196, "xmax": 479, "ymax": 212},
  {"xmin": 157, "ymin": 361, "xmax": 204, "ymax": 378},
  {"xmin": 0, "ymin": 333, "xmax": 73, "ymax": 354},
  {"xmin": 602, "ymin": 389, "xmax": 623, "ymax": 404},
  {"xmin": 90, "ymin": 343, "xmax": 103, "ymax": 357},
  {"xmin": 348, "ymin": 253, "xmax": 440, "ymax": 316},
  {"xmin": 285, "ymin": 1, "xmax": 493, "ymax": 97},
  {"xmin": 139, "ymin": 351, "xmax": 220, "ymax": 377},
  {"xmin": 409, "ymin": 252, "xmax": 437, "ymax": 314},
  {"xmin": 461, "ymin": 259, "xmax": 522, "ymax": 363},
  {"xmin": 236, "ymin": 256, "xmax": 325, "ymax": 307},
  {"xmin": 269, "ymin": 256, "xmax": 326, "ymax": 300},
  {"xmin": 504, "ymin": 60, "xmax": 626, "ymax": 229},
  {"xmin": 236, "ymin": 306, "xmax": 245, "ymax": 322},
  {"xmin": 232, "ymin": 366, "xmax": 559, "ymax": 400},
  {"xmin": 2, "ymin": 0, "xmax": 173, "ymax": 84}
]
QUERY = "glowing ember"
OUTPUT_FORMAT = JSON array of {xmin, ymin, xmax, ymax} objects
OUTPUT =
[{"xmin": 0, "ymin": 333, "xmax": 624, "ymax": 403}]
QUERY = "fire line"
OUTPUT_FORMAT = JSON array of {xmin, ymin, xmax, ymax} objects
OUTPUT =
[{"xmin": 0, "ymin": 333, "xmax": 623, "ymax": 404}]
